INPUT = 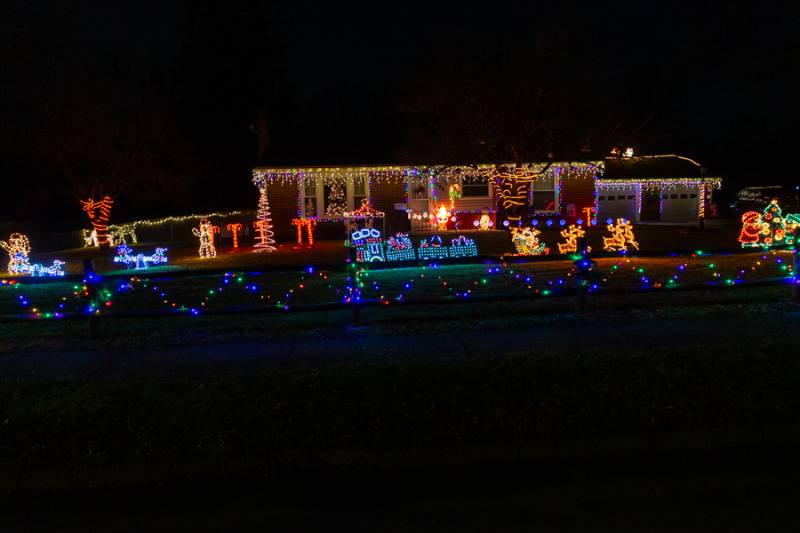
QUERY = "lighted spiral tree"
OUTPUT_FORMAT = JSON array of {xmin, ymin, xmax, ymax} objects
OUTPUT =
[
  {"xmin": 80, "ymin": 196, "xmax": 114, "ymax": 248},
  {"xmin": 251, "ymin": 175, "xmax": 276, "ymax": 253}
]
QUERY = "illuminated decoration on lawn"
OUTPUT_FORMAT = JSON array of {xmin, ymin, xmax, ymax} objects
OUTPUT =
[
  {"xmin": 82, "ymin": 229, "xmax": 98, "ymax": 247},
  {"xmin": 581, "ymin": 206, "xmax": 595, "ymax": 227},
  {"xmin": 226, "ymin": 223, "xmax": 242, "ymax": 250},
  {"xmin": 473, "ymin": 210, "xmax": 494, "ymax": 230},
  {"xmin": 739, "ymin": 211, "xmax": 763, "ymax": 248},
  {"xmin": 325, "ymin": 181, "xmax": 346, "ymax": 216},
  {"xmin": 110, "ymin": 223, "xmax": 137, "ymax": 245},
  {"xmin": 738, "ymin": 200, "xmax": 800, "ymax": 248},
  {"xmin": 80, "ymin": 196, "xmax": 114, "ymax": 247},
  {"xmin": 558, "ymin": 224, "xmax": 587, "ymax": 254},
  {"xmin": 113, "ymin": 243, "xmax": 168, "ymax": 270},
  {"xmin": 291, "ymin": 218, "xmax": 316, "ymax": 246},
  {"xmin": 603, "ymin": 218, "xmax": 639, "ymax": 252},
  {"xmin": 418, "ymin": 235, "xmax": 449, "ymax": 260},
  {"xmin": 24, "ymin": 260, "xmax": 65, "ymax": 277},
  {"xmin": 385, "ymin": 232, "xmax": 416, "ymax": 261},
  {"xmin": 251, "ymin": 175, "xmax": 277, "ymax": 253},
  {"xmin": 435, "ymin": 205, "xmax": 451, "ymax": 231},
  {"xmin": 343, "ymin": 200, "xmax": 386, "ymax": 243},
  {"xmin": 0, "ymin": 233, "xmax": 31, "ymax": 275},
  {"xmin": 192, "ymin": 219, "xmax": 218, "ymax": 258},
  {"xmin": 351, "ymin": 228, "xmax": 385, "ymax": 262},
  {"xmin": 449, "ymin": 235, "xmax": 478, "ymax": 258},
  {"xmin": 510, "ymin": 227, "xmax": 548, "ymax": 256}
]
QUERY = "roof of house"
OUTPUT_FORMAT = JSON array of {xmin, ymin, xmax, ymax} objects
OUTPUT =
[{"xmin": 602, "ymin": 154, "xmax": 709, "ymax": 179}]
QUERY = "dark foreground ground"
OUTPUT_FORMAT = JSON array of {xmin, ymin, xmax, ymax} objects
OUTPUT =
[
  {"xmin": 5, "ymin": 444, "xmax": 800, "ymax": 532},
  {"xmin": 3, "ymin": 285, "xmax": 800, "ymax": 531}
]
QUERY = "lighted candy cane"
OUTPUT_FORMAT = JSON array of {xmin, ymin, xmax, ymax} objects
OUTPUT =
[
  {"xmin": 291, "ymin": 218, "xmax": 316, "ymax": 246},
  {"xmin": 226, "ymin": 223, "xmax": 242, "ymax": 250},
  {"xmin": 582, "ymin": 206, "xmax": 594, "ymax": 227}
]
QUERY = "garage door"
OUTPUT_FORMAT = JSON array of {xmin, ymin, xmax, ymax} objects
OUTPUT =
[
  {"xmin": 660, "ymin": 186, "xmax": 699, "ymax": 223},
  {"xmin": 597, "ymin": 186, "xmax": 637, "ymax": 222}
]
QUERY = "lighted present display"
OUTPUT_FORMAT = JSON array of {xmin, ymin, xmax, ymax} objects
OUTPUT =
[{"xmin": 385, "ymin": 232, "xmax": 416, "ymax": 261}]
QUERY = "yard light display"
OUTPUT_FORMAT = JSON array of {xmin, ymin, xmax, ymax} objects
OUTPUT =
[
  {"xmin": 510, "ymin": 227, "xmax": 548, "ymax": 255},
  {"xmin": 251, "ymin": 176, "xmax": 277, "ymax": 253},
  {"xmin": 581, "ymin": 206, "xmax": 595, "ymax": 227},
  {"xmin": 385, "ymin": 232, "xmax": 416, "ymax": 261},
  {"xmin": 418, "ymin": 235, "xmax": 449, "ymax": 260},
  {"xmin": 558, "ymin": 224, "xmax": 587, "ymax": 254},
  {"xmin": 449, "ymin": 235, "xmax": 478, "ymax": 258},
  {"xmin": 435, "ymin": 205, "xmax": 451, "ymax": 231},
  {"xmin": 351, "ymin": 228, "xmax": 385, "ymax": 262},
  {"xmin": 110, "ymin": 223, "xmax": 137, "ymax": 246},
  {"xmin": 226, "ymin": 223, "xmax": 242, "ymax": 250},
  {"xmin": 25, "ymin": 260, "xmax": 66, "ymax": 277},
  {"xmin": 738, "ymin": 211, "xmax": 764, "ymax": 248},
  {"xmin": 738, "ymin": 200, "xmax": 800, "ymax": 249},
  {"xmin": 603, "ymin": 218, "xmax": 639, "ymax": 252},
  {"xmin": 472, "ymin": 212, "xmax": 494, "ymax": 230},
  {"xmin": 80, "ymin": 196, "xmax": 114, "ymax": 247},
  {"xmin": 192, "ymin": 219, "xmax": 218, "ymax": 258},
  {"xmin": 0, "ymin": 233, "xmax": 31, "ymax": 275},
  {"xmin": 113, "ymin": 243, "xmax": 168, "ymax": 270},
  {"xmin": 291, "ymin": 218, "xmax": 316, "ymax": 246}
]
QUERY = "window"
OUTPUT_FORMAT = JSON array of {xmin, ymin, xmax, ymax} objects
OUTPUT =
[
  {"xmin": 680, "ymin": 193, "xmax": 688, "ymax": 199},
  {"xmin": 352, "ymin": 176, "xmax": 367, "ymax": 209},
  {"xmin": 607, "ymin": 195, "xmax": 616, "ymax": 201},
  {"xmin": 461, "ymin": 176, "xmax": 489, "ymax": 197},
  {"xmin": 670, "ymin": 194, "xmax": 678, "ymax": 199},
  {"xmin": 599, "ymin": 196, "xmax": 606, "ymax": 201},
  {"xmin": 530, "ymin": 175, "xmax": 557, "ymax": 211},
  {"xmin": 627, "ymin": 195, "xmax": 635, "ymax": 200},
  {"xmin": 303, "ymin": 180, "xmax": 318, "ymax": 217},
  {"xmin": 690, "ymin": 193, "xmax": 697, "ymax": 199},
  {"xmin": 661, "ymin": 194, "xmax": 669, "ymax": 199},
  {"xmin": 409, "ymin": 181, "xmax": 428, "ymax": 200}
]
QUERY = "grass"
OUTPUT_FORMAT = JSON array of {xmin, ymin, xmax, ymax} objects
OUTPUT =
[{"xmin": 3, "ymin": 332, "xmax": 800, "ymax": 492}]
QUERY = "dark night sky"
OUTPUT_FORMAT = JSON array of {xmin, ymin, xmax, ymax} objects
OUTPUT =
[{"xmin": 2, "ymin": 1, "xmax": 799, "ymax": 227}]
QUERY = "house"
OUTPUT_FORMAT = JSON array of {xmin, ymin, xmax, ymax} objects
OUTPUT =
[{"xmin": 252, "ymin": 154, "xmax": 720, "ymax": 239}]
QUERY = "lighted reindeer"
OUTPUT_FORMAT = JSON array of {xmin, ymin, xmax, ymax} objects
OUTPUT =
[{"xmin": 80, "ymin": 196, "xmax": 114, "ymax": 248}]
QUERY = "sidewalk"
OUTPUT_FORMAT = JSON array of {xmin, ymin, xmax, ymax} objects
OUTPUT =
[{"xmin": 2, "ymin": 312, "xmax": 798, "ymax": 379}]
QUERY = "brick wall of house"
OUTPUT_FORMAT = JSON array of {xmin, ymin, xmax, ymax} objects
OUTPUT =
[
  {"xmin": 559, "ymin": 172, "xmax": 596, "ymax": 223},
  {"xmin": 370, "ymin": 177, "xmax": 409, "ymax": 233},
  {"xmin": 266, "ymin": 181, "xmax": 299, "ymax": 241}
]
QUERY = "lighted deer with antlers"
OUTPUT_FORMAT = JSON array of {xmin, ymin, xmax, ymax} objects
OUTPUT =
[{"xmin": 80, "ymin": 196, "xmax": 114, "ymax": 248}]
